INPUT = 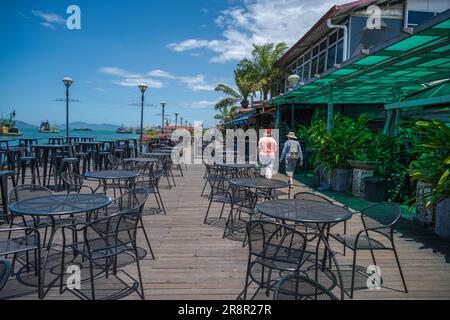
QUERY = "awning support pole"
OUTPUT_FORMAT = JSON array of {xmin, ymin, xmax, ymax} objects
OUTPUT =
[
  {"xmin": 327, "ymin": 87, "xmax": 334, "ymax": 132},
  {"xmin": 276, "ymin": 104, "xmax": 281, "ymax": 130}
]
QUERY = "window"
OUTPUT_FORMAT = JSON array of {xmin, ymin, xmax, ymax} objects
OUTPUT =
[
  {"xmin": 318, "ymin": 51, "xmax": 326, "ymax": 74},
  {"xmin": 303, "ymin": 62, "xmax": 310, "ymax": 81},
  {"xmin": 407, "ymin": 11, "xmax": 436, "ymax": 27},
  {"xmin": 327, "ymin": 45, "xmax": 336, "ymax": 69},
  {"xmin": 329, "ymin": 31, "xmax": 337, "ymax": 45},
  {"xmin": 336, "ymin": 41, "xmax": 343, "ymax": 64}
]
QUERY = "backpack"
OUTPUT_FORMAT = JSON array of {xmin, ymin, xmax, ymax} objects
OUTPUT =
[{"xmin": 287, "ymin": 141, "xmax": 300, "ymax": 160}]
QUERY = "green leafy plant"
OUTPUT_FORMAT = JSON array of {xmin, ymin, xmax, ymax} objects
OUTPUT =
[{"xmin": 408, "ymin": 120, "xmax": 450, "ymax": 207}]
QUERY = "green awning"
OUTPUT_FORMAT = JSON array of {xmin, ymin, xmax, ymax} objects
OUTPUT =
[
  {"xmin": 271, "ymin": 10, "xmax": 450, "ymax": 106},
  {"xmin": 386, "ymin": 80, "xmax": 450, "ymax": 109}
]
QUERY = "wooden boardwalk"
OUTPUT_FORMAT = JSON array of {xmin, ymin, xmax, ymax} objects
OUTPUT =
[{"xmin": 1, "ymin": 164, "xmax": 450, "ymax": 300}]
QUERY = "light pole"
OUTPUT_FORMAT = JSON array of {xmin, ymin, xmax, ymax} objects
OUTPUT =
[
  {"xmin": 185, "ymin": 120, "xmax": 188, "ymax": 128},
  {"xmin": 180, "ymin": 116, "xmax": 183, "ymax": 129},
  {"xmin": 138, "ymin": 83, "xmax": 148, "ymax": 151},
  {"xmin": 174, "ymin": 112, "xmax": 179, "ymax": 129},
  {"xmin": 63, "ymin": 77, "xmax": 74, "ymax": 139},
  {"xmin": 160, "ymin": 101, "xmax": 167, "ymax": 134}
]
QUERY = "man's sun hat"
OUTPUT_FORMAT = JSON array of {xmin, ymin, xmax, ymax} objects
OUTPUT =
[{"xmin": 287, "ymin": 132, "xmax": 298, "ymax": 139}]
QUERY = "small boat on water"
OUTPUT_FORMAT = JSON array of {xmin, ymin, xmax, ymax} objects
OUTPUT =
[
  {"xmin": 0, "ymin": 111, "xmax": 23, "ymax": 137},
  {"xmin": 116, "ymin": 125, "xmax": 133, "ymax": 134},
  {"xmin": 38, "ymin": 121, "xmax": 60, "ymax": 133}
]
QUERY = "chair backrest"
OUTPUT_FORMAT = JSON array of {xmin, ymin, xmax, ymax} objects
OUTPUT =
[
  {"xmin": 293, "ymin": 192, "xmax": 333, "ymax": 204},
  {"xmin": 207, "ymin": 167, "xmax": 230, "ymax": 197},
  {"xmin": 108, "ymin": 154, "xmax": 122, "ymax": 170},
  {"xmin": 273, "ymin": 274, "xmax": 338, "ymax": 300},
  {"xmin": 246, "ymin": 220, "xmax": 309, "ymax": 268},
  {"xmin": 360, "ymin": 202, "xmax": 402, "ymax": 234},
  {"xmin": 229, "ymin": 184, "xmax": 258, "ymax": 212},
  {"xmin": 82, "ymin": 209, "xmax": 141, "ymax": 259},
  {"xmin": 61, "ymin": 171, "xmax": 84, "ymax": 188},
  {"xmin": 8, "ymin": 184, "xmax": 54, "ymax": 204},
  {"xmin": 110, "ymin": 188, "xmax": 149, "ymax": 214}
]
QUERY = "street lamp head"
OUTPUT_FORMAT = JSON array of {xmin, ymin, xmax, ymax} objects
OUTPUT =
[
  {"xmin": 160, "ymin": 101, "xmax": 167, "ymax": 108},
  {"xmin": 138, "ymin": 83, "xmax": 149, "ymax": 93},
  {"xmin": 63, "ymin": 77, "xmax": 74, "ymax": 88},
  {"xmin": 175, "ymin": 112, "xmax": 179, "ymax": 116}
]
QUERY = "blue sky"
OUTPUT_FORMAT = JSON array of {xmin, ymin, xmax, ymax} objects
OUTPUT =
[{"xmin": 0, "ymin": 0, "xmax": 346, "ymax": 127}]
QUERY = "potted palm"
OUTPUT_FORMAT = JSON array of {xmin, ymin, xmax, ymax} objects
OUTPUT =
[
  {"xmin": 315, "ymin": 114, "xmax": 373, "ymax": 193},
  {"xmin": 408, "ymin": 120, "xmax": 450, "ymax": 238}
]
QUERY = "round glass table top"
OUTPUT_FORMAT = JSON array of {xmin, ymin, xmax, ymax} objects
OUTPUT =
[
  {"xmin": 256, "ymin": 199, "xmax": 352, "ymax": 224},
  {"xmin": 9, "ymin": 194, "xmax": 112, "ymax": 216},
  {"xmin": 231, "ymin": 178, "xmax": 288, "ymax": 189},
  {"xmin": 84, "ymin": 170, "xmax": 140, "ymax": 180}
]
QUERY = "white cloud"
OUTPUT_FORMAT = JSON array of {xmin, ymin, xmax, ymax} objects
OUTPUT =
[
  {"xmin": 167, "ymin": 0, "xmax": 349, "ymax": 63},
  {"xmin": 182, "ymin": 98, "xmax": 222, "ymax": 109},
  {"xmin": 32, "ymin": 9, "xmax": 66, "ymax": 29},
  {"xmin": 99, "ymin": 67, "xmax": 217, "ymax": 91}
]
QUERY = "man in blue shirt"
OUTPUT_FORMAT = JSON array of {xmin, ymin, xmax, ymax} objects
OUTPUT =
[{"xmin": 280, "ymin": 132, "xmax": 303, "ymax": 187}]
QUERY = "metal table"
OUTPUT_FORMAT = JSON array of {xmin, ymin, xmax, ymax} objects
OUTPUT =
[
  {"xmin": 9, "ymin": 193, "xmax": 112, "ymax": 297},
  {"xmin": 256, "ymin": 199, "xmax": 352, "ymax": 299},
  {"xmin": 33, "ymin": 144, "xmax": 69, "ymax": 190},
  {"xmin": 256, "ymin": 199, "xmax": 352, "ymax": 225},
  {"xmin": 217, "ymin": 163, "xmax": 256, "ymax": 178},
  {"xmin": 84, "ymin": 170, "xmax": 140, "ymax": 194},
  {"xmin": 231, "ymin": 177, "xmax": 289, "ymax": 200}
]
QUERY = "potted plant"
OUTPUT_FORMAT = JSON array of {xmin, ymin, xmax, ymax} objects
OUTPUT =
[
  {"xmin": 315, "ymin": 114, "xmax": 373, "ymax": 193},
  {"xmin": 409, "ymin": 120, "xmax": 450, "ymax": 238}
]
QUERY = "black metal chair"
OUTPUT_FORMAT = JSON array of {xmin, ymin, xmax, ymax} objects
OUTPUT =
[
  {"xmin": 60, "ymin": 171, "xmax": 95, "ymax": 194},
  {"xmin": 223, "ymin": 183, "xmax": 258, "ymax": 241},
  {"xmin": 107, "ymin": 154, "xmax": 122, "ymax": 170},
  {"xmin": 203, "ymin": 166, "xmax": 231, "ymax": 224},
  {"xmin": 0, "ymin": 226, "xmax": 42, "ymax": 298},
  {"xmin": 329, "ymin": 202, "xmax": 408, "ymax": 298},
  {"xmin": 238, "ymin": 219, "xmax": 344, "ymax": 300},
  {"xmin": 136, "ymin": 165, "xmax": 167, "ymax": 216},
  {"xmin": 273, "ymin": 274, "xmax": 338, "ymax": 300},
  {"xmin": 60, "ymin": 209, "xmax": 145, "ymax": 300},
  {"xmin": 8, "ymin": 185, "xmax": 55, "ymax": 246},
  {"xmin": 105, "ymin": 189, "xmax": 154, "ymax": 259},
  {"xmin": 0, "ymin": 260, "xmax": 12, "ymax": 290}
]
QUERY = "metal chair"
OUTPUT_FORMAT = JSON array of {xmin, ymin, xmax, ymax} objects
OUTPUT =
[
  {"xmin": 273, "ymin": 274, "xmax": 338, "ymax": 300},
  {"xmin": 60, "ymin": 171, "xmax": 95, "ymax": 194},
  {"xmin": 238, "ymin": 219, "xmax": 344, "ymax": 300},
  {"xmin": 105, "ymin": 189, "xmax": 154, "ymax": 259},
  {"xmin": 329, "ymin": 202, "xmax": 408, "ymax": 298},
  {"xmin": 0, "ymin": 226, "xmax": 42, "ymax": 298},
  {"xmin": 223, "ymin": 183, "xmax": 258, "ymax": 241},
  {"xmin": 60, "ymin": 209, "xmax": 145, "ymax": 300},
  {"xmin": 203, "ymin": 166, "xmax": 231, "ymax": 224}
]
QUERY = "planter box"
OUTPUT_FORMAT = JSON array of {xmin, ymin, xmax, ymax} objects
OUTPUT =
[
  {"xmin": 331, "ymin": 169, "xmax": 352, "ymax": 193},
  {"xmin": 352, "ymin": 169, "xmax": 374, "ymax": 198},
  {"xmin": 435, "ymin": 198, "xmax": 450, "ymax": 240}
]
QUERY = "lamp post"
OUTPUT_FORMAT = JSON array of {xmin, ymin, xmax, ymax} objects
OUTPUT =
[
  {"xmin": 138, "ymin": 83, "xmax": 149, "ymax": 151},
  {"xmin": 63, "ymin": 77, "xmax": 74, "ymax": 139},
  {"xmin": 160, "ymin": 101, "xmax": 167, "ymax": 134},
  {"xmin": 180, "ymin": 116, "xmax": 183, "ymax": 129},
  {"xmin": 174, "ymin": 112, "xmax": 179, "ymax": 129}
]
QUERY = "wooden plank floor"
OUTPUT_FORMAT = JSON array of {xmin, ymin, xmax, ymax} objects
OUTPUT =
[{"xmin": 1, "ymin": 164, "xmax": 450, "ymax": 300}]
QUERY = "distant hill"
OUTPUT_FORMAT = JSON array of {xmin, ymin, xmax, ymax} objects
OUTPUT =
[
  {"xmin": 15, "ymin": 121, "xmax": 38, "ymax": 129},
  {"xmin": 15, "ymin": 120, "xmax": 120, "ymax": 131},
  {"xmin": 60, "ymin": 122, "xmax": 121, "ymax": 131}
]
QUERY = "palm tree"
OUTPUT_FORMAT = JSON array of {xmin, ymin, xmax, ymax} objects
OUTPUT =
[
  {"xmin": 214, "ymin": 105, "xmax": 238, "ymax": 123},
  {"xmin": 251, "ymin": 42, "xmax": 288, "ymax": 101},
  {"xmin": 215, "ymin": 59, "xmax": 257, "ymax": 110}
]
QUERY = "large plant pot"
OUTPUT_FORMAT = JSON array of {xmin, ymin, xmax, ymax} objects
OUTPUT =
[
  {"xmin": 415, "ymin": 181, "xmax": 434, "ymax": 225},
  {"xmin": 435, "ymin": 198, "xmax": 450, "ymax": 240},
  {"xmin": 364, "ymin": 177, "xmax": 386, "ymax": 203},
  {"xmin": 331, "ymin": 169, "xmax": 352, "ymax": 193},
  {"xmin": 319, "ymin": 167, "xmax": 331, "ymax": 186},
  {"xmin": 352, "ymin": 169, "xmax": 375, "ymax": 198}
]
